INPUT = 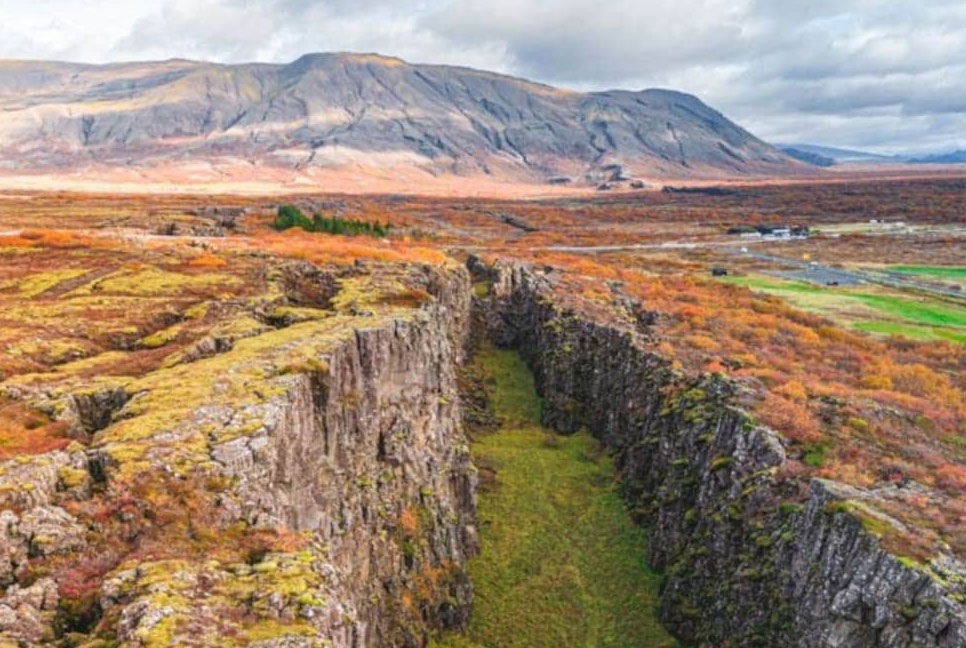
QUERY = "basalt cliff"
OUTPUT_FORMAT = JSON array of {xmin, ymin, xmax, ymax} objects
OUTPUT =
[
  {"xmin": 0, "ymin": 259, "xmax": 477, "ymax": 647},
  {"xmin": 477, "ymin": 261, "xmax": 966, "ymax": 648}
]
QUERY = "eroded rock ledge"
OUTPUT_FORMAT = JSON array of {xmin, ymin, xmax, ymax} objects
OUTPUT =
[
  {"xmin": 480, "ymin": 261, "xmax": 966, "ymax": 648},
  {"xmin": 0, "ymin": 262, "xmax": 477, "ymax": 647}
]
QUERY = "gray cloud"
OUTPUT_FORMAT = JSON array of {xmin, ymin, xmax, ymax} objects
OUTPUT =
[{"xmin": 1, "ymin": 0, "xmax": 964, "ymax": 154}]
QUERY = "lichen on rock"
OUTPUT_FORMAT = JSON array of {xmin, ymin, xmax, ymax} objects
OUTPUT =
[{"xmin": 0, "ymin": 258, "xmax": 477, "ymax": 647}]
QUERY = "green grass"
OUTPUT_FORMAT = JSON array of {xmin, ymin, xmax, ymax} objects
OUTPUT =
[
  {"xmin": 888, "ymin": 265, "xmax": 966, "ymax": 279},
  {"xmin": 852, "ymin": 321, "xmax": 966, "ymax": 343},
  {"xmin": 721, "ymin": 274, "xmax": 966, "ymax": 343},
  {"xmin": 850, "ymin": 294, "xmax": 966, "ymax": 328},
  {"xmin": 722, "ymin": 276, "xmax": 823, "ymax": 294},
  {"xmin": 433, "ymin": 349, "xmax": 678, "ymax": 648}
]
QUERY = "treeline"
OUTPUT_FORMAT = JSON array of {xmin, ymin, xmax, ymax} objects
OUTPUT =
[{"xmin": 273, "ymin": 205, "xmax": 391, "ymax": 237}]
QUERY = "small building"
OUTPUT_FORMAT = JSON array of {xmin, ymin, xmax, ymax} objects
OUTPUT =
[{"xmin": 728, "ymin": 224, "xmax": 809, "ymax": 239}]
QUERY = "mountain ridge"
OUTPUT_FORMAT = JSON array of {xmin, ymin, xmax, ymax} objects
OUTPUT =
[
  {"xmin": 0, "ymin": 52, "xmax": 805, "ymax": 188},
  {"xmin": 909, "ymin": 150, "xmax": 966, "ymax": 164}
]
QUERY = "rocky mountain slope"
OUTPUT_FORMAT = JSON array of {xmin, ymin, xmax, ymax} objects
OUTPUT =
[{"xmin": 0, "ymin": 53, "xmax": 801, "ymax": 185}]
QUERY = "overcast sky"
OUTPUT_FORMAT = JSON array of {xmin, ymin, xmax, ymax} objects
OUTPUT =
[{"xmin": 2, "ymin": 0, "xmax": 964, "ymax": 154}]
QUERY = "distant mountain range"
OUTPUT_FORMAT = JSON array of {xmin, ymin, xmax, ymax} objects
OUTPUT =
[
  {"xmin": 777, "ymin": 147, "xmax": 836, "ymax": 167},
  {"xmin": 908, "ymin": 150, "xmax": 966, "ymax": 164},
  {"xmin": 776, "ymin": 143, "xmax": 966, "ymax": 167},
  {"xmin": 0, "ymin": 52, "xmax": 805, "ymax": 187}
]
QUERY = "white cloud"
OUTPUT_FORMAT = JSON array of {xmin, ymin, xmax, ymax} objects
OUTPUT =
[{"xmin": 0, "ymin": 0, "xmax": 964, "ymax": 153}]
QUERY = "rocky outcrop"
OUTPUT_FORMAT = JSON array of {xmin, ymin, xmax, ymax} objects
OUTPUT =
[
  {"xmin": 481, "ymin": 261, "xmax": 966, "ymax": 648},
  {"xmin": 0, "ymin": 578, "xmax": 59, "ymax": 643},
  {"xmin": 97, "ymin": 266, "xmax": 477, "ymax": 648},
  {"xmin": 0, "ymin": 448, "xmax": 90, "ymax": 510},
  {"xmin": 0, "ymin": 262, "xmax": 478, "ymax": 648}
]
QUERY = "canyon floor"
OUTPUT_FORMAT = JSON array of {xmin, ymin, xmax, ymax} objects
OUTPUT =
[{"xmin": 434, "ymin": 348, "xmax": 676, "ymax": 648}]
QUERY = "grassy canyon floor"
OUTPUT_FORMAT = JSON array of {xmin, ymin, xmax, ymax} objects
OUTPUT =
[{"xmin": 435, "ymin": 348, "xmax": 678, "ymax": 648}]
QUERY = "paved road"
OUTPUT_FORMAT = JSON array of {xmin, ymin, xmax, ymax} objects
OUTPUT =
[
  {"xmin": 537, "ymin": 238, "xmax": 771, "ymax": 253},
  {"xmin": 734, "ymin": 250, "xmax": 865, "ymax": 286}
]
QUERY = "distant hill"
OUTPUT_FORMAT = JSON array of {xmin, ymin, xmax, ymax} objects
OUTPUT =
[
  {"xmin": 908, "ymin": 150, "xmax": 966, "ymax": 164},
  {"xmin": 779, "ymin": 147, "xmax": 835, "ymax": 167},
  {"xmin": 775, "ymin": 143, "xmax": 901, "ymax": 164},
  {"xmin": 0, "ymin": 53, "xmax": 804, "ymax": 186}
]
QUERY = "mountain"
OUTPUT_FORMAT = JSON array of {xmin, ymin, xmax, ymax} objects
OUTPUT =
[
  {"xmin": 778, "ymin": 146, "xmax": 835, "ymax": 167},
  {"xmin": 0, "ymin": 53, "xmax": 803, "ymax": 187},
  {"xmin": 908, "ymin": 150, "xmax": 966, "ymax": 164},
  {"xmin": 774, "ymin": 143, "xmax": 901, "ymax": 165}
]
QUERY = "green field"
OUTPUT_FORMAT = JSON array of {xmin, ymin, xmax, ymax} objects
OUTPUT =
[
  {"xmin": 888, "ymin": 265, "xmax": 966, "ymax": 279},
  {"xmin": 433, "ymin": 349, "xmax": 678, "ymax": 648},
  {"xmin": 851, "ymin": 321, "xmax": 966, "ymax": 343},
  {"xmin": 722, "ymin": 275, "xmax": 966, "ymax": 343}
]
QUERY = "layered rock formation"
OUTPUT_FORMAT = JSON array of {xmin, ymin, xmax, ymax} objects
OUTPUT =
[
  {"xmin": 480, "ymin": 261, "xmax": 966, "ymax": 647},
  {"xmin": 0, "ymin": 53, "xmax": 801, "ymax": 183}
]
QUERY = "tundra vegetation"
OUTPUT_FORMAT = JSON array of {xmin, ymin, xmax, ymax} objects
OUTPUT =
[{"xmin": 0, "ymin": 175, "xmax": 965, "ymax": 646}]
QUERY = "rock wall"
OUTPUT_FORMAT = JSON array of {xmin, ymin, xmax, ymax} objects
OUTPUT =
[
  {"xmin": 482, "ymin": 261, "xmax": 966, "ymax": 648},
  {"xmin": 0, "ymin": 264, "xmax": 478, "ymax": 648},
  {"xmin": 110, "ymin": 268, "xmax": 477, "ymax": 648}
]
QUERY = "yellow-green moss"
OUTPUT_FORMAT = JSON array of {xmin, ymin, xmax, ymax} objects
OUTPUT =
[
  {"xmin": 49, "ymin": 351, "xmax": 130, "ymax": 376},
  {"xmin": 98, "ymin": 311, "xmax": 410, "ymax": 478},
  {"xmin": 8, "ymin": 337, "xmax": 87, "ymax": 362},
  {"xmin": 242, "ymin": 620, "xmax": 316, "ymax": 643},
  {"xmin": 10, "ymin": 269, "xmax": 88, "ymax": 298},
  {"xmin": 76, "ymin": 267, "xmax": 240, "ymax": 297},
  {"xmin": 331, "ymin": 275, "xmax": 407, "ymax": 313},
  {"xmin": 109, "ymin": 554, "xmax": 327, "ymax": 647},
  {"xmin": 210, "ymin": 315, "xmax": 270, "ymax": 339},
  {"xmin": 58, "ymin": 466, "xmax": 89, "ymax": 489},
  {"xmin": 268, "ymin": 306, "xmax": 333, "ymax": 323},
  {"xmin": 184, "ymin": 301, "xmax": 211, "ymax": 320},
  {"xmin": 140, "ymin": 324, "xmax": 184, "ymax": 349}
]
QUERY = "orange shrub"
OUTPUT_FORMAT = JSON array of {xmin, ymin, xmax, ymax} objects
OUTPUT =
[
  {"xmin": 0, "ymin": 235, "xmax": 33, "ymax": 248},
  {"xmin": 399, "ymin": 507, "xmax": 419, "ymax": 536},
  {"xmin": 0, "ymin": 404, "xmax": 71, "ymax": 460},
  {"xmin": 19, "ymin": 228, "xmax": 108, "ymax": 249},
  {"xmin": 935, "ymin": 464, "xmax": 966, "ymax": 494},
  {"xmin": 757, "ymin": 393, "xmax": 823, "ymax": 444},
  {"xmin": 187, "ymin": 253, "xmax": 227, "ymax": 268},
  {"xmin": 861, "ymin": 374, "xmax": 893, "ymax": 390},
  {"xmin": 776, "ymin": 380, "xmax": 808, "ymax": 402},
  {"xmin": 685, "ymin": 334, "xmax": 720, "ymax": 352}
]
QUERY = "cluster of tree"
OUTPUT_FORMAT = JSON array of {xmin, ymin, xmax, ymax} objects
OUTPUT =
[{"xmin": 274, "ymin": 205, "xmax": 391, "ymax": 237}]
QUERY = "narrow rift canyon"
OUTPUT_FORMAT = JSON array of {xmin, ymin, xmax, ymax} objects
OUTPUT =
[{"xmin": 2, "ymin": 247, "xmax": 966, "ymax": 648}]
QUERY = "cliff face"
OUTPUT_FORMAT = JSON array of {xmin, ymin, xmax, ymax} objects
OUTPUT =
[
  {"xmin": 481, "ymin": 262, "xmax": 966, "ymax": 648},
  {"xmin": 0, "ymin": 262, "xmax": 478, "ymax": 647}
]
